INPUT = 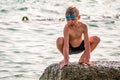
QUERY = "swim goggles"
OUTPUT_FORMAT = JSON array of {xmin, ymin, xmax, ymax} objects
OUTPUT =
[{"xmin": 65, "ymin": 15, "xmax": 77, "ymax": 19}]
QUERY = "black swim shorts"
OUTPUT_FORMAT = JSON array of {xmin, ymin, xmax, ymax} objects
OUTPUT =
[{"xmin": 69, "ymin": 40, "xmax": 85, "ymax": 54}]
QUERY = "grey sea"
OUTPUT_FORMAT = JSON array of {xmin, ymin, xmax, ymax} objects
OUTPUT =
[{"xmin": 0, "ymin": 0, "xmax": 120, "ymax": 80}]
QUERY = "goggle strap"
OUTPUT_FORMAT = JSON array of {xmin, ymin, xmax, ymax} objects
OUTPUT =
[{"xmin": 65, "ymin": 15, "xmax": 77, "ymax": 19}]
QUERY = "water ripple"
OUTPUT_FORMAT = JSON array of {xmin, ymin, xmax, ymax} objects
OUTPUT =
[
  {"xmin": 0, "ymin": 9, "xmax": 9, "ymax": 13},
  {"xmin": 17, "ymin": 7, "xmax": 28, "ymax": 11}
]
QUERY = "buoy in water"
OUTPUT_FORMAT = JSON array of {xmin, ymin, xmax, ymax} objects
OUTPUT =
[{"xmin": 22, "ymin": 16, "xmax": 29, "ymax": 21}]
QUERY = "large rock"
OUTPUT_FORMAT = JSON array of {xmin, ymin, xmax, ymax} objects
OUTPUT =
[{"xmin": 39, "ymin": 61, "xmax": 120, "ymax": 80}]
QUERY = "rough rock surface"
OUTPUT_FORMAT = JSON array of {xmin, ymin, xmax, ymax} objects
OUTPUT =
[{"xmin": 39, "ymin": 61, "xmax": 120, "ymax": 80}]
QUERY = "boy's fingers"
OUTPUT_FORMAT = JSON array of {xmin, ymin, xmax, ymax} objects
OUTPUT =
[
  {"xmin": 86, "ymin": 61, "xmax": 94, "ymax": 66},
  {"xmin": 60, "ymin": 64, "xmax": 65, "ymax": 69},
  {"xmin": 60, "ymin": 62, "xmax": 69, "ymax": 69}
]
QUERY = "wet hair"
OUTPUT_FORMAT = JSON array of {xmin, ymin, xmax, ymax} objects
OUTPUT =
[{"xmin": 65, "ymin": 6, "xmax": 79, "ymax": 16}]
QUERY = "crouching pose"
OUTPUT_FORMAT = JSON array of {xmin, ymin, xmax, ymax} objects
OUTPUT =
[{"xmin": 56, "ymin": 6, "xmax": 100, "ymax": 68}]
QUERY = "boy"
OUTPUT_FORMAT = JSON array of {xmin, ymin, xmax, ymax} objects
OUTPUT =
[{"xmin": 56, "ymin": 6, "xmax": 100, "ymax": 68}]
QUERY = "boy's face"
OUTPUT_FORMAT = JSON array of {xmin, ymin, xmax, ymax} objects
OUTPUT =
[{"xmin": 66, "ymin": 15, "xmax": 80, "ymax": 26}]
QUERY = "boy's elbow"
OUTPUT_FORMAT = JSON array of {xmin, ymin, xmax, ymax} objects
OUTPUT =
[{"xmin": 94, "ymin": 36, "xmax": 100, "ymax": 43}]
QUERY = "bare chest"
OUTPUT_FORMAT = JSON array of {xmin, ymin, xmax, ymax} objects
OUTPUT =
[{"xmin": 69, "ymin": 27, "xmax": 83, "ymax": 38}]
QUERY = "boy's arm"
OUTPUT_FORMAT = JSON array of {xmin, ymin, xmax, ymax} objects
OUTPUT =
[
  {"xmin": 83, "ymin": 24, "xmax": 91, "ymax": 63},
  {"xmin": 63, "ymin": 24, "xmax": 69, "ymax": 63}
]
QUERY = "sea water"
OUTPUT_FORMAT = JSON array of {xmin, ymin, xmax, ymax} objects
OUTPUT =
[{"xmin": 0, "ymin": 0, "xmax": 120, "ymax": 80}]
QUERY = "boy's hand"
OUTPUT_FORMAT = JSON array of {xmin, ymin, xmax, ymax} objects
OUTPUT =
[
  {"xmin": 79, "ymin": 54, "xmax": 94, "ymax": 65},
  {"xmin": 59, "ymin": 60, "xmax": 69, "ymax": 69},
  {"xmin": 84, "ymin": 59, "xmax": 94, "ymax": 66},
  {"xmin": 79, "ymin": 59, "xmax": 94, "ymax": 66},
  {"xmin": 84, "ymin": 57, "xmax": 94, "ymax": 65}
]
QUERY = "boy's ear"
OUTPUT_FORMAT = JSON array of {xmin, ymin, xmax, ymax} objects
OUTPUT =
[{"xmin": 77, "ymin": 15, "xmax": 80, "ymax": 20}]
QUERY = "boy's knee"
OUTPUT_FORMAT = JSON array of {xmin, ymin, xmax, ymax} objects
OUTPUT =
[
  {"xmin": 94, "ymin": 36, "xmax": 100, "ymax": 43},
  {"xmin": 56, "ymin": 37, "xmax": 64, "ymax": 45}
]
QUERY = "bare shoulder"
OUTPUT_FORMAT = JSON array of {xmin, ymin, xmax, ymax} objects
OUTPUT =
[
  {"xmin": 64, "ymin": 24, "xmax": 69, "ymax": 29},
  {"xmin": 79, "ymin": 22, "xmax": 87, "ymax": 28},
  {"xmin": 64, "ymin": 24, "xmax": 69, "ymax": 34},
  {"xmin": 79, "ymin": 22, "xmax": 88, "ymax": 32}
]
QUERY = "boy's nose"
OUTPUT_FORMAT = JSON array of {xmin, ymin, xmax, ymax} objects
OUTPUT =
[
  {"xmin": 71, "ymin": 20, "xmax": 75, "ymax": 23},
  {"xmin": 69, "ymin": 20, "xmax": 74, "ymax": 22},
  {"xmin": 67, "ymin": 19, "xmax": 75, "ymax": 24}
]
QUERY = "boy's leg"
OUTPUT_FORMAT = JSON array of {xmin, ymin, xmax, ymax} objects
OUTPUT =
[
  {"xmin": 56, "ymin": 37, "xmax": 64, "ymax": 54},
  {"xmin": 56, "ymin": 37, "xmax": 69, "ymax": 68},
  {"xmin": 79, "ymin": 36, "xmax": 100, "ymax": 64}
]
